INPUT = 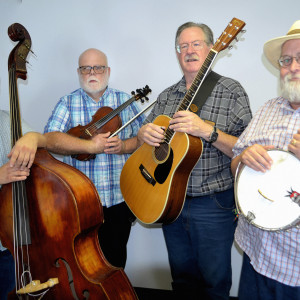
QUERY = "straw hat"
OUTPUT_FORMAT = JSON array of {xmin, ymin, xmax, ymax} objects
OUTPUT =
[{"xmin": 263, "ymin": 20, "xmax": 300, "ymax": 69}]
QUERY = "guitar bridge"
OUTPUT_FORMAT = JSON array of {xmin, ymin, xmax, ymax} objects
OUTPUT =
[{"xmin": 139, "ymin": 164, "xmax": 156, "ymax": 186}]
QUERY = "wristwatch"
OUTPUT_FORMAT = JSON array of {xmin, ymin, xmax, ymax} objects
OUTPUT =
[{"xmin": 208, "ymin": 125, "xmax": 218, "ymax": 143}]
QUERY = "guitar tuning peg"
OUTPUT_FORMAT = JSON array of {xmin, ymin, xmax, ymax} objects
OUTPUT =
[
  {"xmin": 131, "ymin": 91, "xmax": 136, "ymax": 96},
  {"xmin": 235, "ymin": 37, "xmax": 239, "ymax": 42},
  {"xmin": 141, "ymin": 99, "xmax": 145, "ymax": 103},
  {"xmin": 241, "ymin": 29, "xmax": 246, "ymax": 33},
  {"xmin": 228, "ymin": 45, "xmax": 233, "ymax": 50}
]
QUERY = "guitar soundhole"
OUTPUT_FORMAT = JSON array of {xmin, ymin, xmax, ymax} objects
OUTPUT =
[
  {"xmin": 154, "ymin": 148, "xmax": 174, "ymax": 184},
  {"xmin": 154, "ymin": 142, "xmax": 170, "ymax": 163}
]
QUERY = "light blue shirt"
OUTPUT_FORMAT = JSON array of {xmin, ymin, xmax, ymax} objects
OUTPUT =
[{"xmin": 44, "ymin": 87, "xmax": 145, "ymax": 208}]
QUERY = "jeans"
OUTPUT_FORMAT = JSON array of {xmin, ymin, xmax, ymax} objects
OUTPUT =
[
  {"xmin": 162, "ymin": 188, "xmax": 236, "ymax": 300},
  {"xmin": 0, "ymin": 249, "xmax": 15, "ymax": 299},
  {"xmin": 239, "ymin": 253, "xmax": 300, "ymax": 300}
]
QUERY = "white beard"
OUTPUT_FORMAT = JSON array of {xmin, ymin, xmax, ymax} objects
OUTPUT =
[
  {"xmin": 280, "ymin": 74, "xmax": 300, "ymax": 103},
  {"xmin": 79, "ymin": 72, "xmax": 109, "ymax": 97}
]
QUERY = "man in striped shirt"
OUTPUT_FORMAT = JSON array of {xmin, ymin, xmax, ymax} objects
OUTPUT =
[{"xmin": 231, "ymin": 21, "xmax": 300, "ymax": 300}]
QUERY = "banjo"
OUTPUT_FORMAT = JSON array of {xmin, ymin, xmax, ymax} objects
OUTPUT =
[{"xmin": 234, "ymin": 149, "xmax": 300, "ymax": 231}]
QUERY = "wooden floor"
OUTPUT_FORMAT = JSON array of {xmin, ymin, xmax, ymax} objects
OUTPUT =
[{"xmin": 135, "ymin": 287, "xmax": 238, "ymax": 300}]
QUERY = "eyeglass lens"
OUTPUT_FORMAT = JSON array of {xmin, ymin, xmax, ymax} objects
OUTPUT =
[
  {"xmin": 177, "ymin": 40, "xmax": 205, "ymax": 53},
  {"xmin": 279, "ymin": 54, "xmax": 300, "ymax": 67},
  {"xmin": 79, "ymin": 66, "xmax": 107, "ymax": 74}
]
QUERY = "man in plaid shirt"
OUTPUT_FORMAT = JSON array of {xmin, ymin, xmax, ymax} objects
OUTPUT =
[
  {"xmin": 137, "ymin": 22, "xmax": 252, "ymax": 300},
  {"xmin": 232, "ymin": 21, "xmax": 300, "ymax": 300},
  {"xmin": 44, "ymin": 48, "xmax": 145, "ymax": 269}
]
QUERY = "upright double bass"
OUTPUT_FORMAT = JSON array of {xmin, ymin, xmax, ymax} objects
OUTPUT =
[{"xmin": 0, "ymin": 23, "xmax": 138, "ymax": 299}]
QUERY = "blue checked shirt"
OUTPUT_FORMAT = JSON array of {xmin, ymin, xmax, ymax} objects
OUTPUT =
[
  {"xmin": 146, "ymin": 76, "xmax": 252, "ymax": 196},
  {"xmin": 233, "ymin": 97, "xmax": 300, "ymax": 286},
  {"xmin": 0, "ymin": 110, "xmax": 32, "ymax": 251},
  {"xmin": 44, "ymin": 87, "xmax": 145, "ymax": 208}
]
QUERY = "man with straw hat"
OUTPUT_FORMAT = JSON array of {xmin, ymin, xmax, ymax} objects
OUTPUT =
[{"xmin": 231, "ymin": 21, "xmax": 300, "ymax": 299}]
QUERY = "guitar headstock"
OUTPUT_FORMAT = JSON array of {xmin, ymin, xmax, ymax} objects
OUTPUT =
[
  {"xmin": 213, "ymin": 18, "xmax": 245, "ymax": 53},
  {"xmin": 132, "ymin": 85, "xmax": 152, "ymax": 103}
]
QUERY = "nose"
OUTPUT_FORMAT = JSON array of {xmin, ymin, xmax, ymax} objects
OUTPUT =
[
  {"xmin": 290, "ymin": 57, "xmax": 300, "ymax": 72},
  {"xmin": 186, "ymin": 43, "xmax": 194, "ymax": 54},
  {"xmin": 90, "ymin": 67, "xmax": 95, "ymax": 75}
]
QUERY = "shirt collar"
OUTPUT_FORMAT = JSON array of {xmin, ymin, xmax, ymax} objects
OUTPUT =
[
  {"xmin": 278, "ymin": 97, "xmax": 300, "ymax": 112},
  {"xmin": 80, "ymin": 86, "xmax": 110, "ymax": 103}
]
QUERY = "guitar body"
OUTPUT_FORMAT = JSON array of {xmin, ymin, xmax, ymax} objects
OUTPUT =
[{"xmin": 120, "ymin": 115, "xmax": 203, "ymax": 224}]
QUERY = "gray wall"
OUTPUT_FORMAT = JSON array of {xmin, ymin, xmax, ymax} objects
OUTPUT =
[{"xmin": 1, "ymin": 0, "xmax": 298, "ymax": 296}]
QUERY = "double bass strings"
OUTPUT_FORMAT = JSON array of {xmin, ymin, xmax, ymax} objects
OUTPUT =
[{"xmin": 9, "ymin": 66, "xmax": 33, "ymax": 291}]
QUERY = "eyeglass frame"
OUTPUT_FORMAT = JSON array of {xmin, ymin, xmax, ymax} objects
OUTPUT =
[
  {"xmin": 278, "ymin": 54, "xmax": 300, "ymax": 68},
  {"xmin": 78, "ymin": 65, "xmax": 109, "ymax": 75},
  {"xmin": 175, "ymin": 40, "xmax": 208, "ymax": 54}
]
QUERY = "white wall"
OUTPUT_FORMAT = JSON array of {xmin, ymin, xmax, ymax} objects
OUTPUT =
[{"xmin": 0, "ymin": 0, "xmax": 299, "ymax": 296}]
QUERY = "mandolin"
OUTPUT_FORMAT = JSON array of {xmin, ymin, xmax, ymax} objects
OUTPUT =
[{"xmin": 120, "ymin": 18, "xmax": 246, "ymax": 224}]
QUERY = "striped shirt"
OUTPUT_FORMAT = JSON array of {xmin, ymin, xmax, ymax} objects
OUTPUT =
[
  {"xmin": 44, "ymin": 87, "xmax": 145, "ymax": 208},
  {"xmin": 0, "ymin": 110, "xmax": 32, "ymax": 251},
  {"xmin": 146, "ymin": 76, "xmax": 252, "ymax": 196},
  {"xmin": 233, "ymin": 97, "xmax": 300, "ymax": 286}
]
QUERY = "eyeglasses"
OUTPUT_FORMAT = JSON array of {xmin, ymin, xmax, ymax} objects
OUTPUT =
[
  {"xmin": 278, "ymin": 54, "xmax": 300, "ymax": 68},
  {"xmin": 78, "ymin": 65, "xmax": 108, "ymax": 75},
  {"xmin": 176, "ymin": 40, "xmax": 207, "ymax": 54}
]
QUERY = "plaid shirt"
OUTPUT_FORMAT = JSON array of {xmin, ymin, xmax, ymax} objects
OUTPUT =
[
  {"xmin": 146, "ymin": 76, "xmax": 252, "ymax": 196},
  {"xmin": 233, "ymin": 97, "xmax": 300, "ymax": 286},
  {"xmin": 0, "ymin": 110, "xmax": 32, "ymax": 251},
  {"xmin": 44, "ymin": 87, "xmax": 145, "ymax": 208}
]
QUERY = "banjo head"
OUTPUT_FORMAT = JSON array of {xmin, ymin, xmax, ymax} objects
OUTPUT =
[{"xmin": 235, "ymin": 149, "xmax": 300, "ymax": 231}]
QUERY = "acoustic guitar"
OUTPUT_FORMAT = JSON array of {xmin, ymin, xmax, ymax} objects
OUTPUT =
[{"xmin": 120, "ymin": 18, "xmax": 246, "ymax": 224}]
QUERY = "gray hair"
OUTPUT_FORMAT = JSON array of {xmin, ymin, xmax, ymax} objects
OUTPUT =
[{"xmin": 175, "ymin": 22, "xmax": 214, "ymax": 48}]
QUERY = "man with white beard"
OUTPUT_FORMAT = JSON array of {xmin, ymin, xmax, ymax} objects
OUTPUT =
[
  {"xmin": 231, "ymin": 21, "xmax": 300, "ymax": 300},
  {"xmin": 44, "ymin": 48, "xmax": 145, "ymax": 268}
]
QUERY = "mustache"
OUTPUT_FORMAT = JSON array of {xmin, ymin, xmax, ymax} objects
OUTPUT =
[
  {"xmin": 285, "ymin": 73, "xmax": 300, "ymax": 81},
  {"xmin": 87, "ymin": 76, "xmax": 101, "ymax": 84},
  {"xmin": 184, "ymin": 54, "xmax": 199, "ymax": 62}
]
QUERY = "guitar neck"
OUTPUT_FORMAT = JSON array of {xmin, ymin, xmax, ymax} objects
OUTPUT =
[{"xmin": 176, "ymin": 50, "xmax": 218, "ymax": 114}]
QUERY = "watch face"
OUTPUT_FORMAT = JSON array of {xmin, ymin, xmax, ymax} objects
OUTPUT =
[{"xmin": 210, "ymin": 131, "xmax": 218, "ymax": 143}]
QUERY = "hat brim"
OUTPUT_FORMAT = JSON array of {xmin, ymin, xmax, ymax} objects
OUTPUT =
[{"xmin": 263, "ymin": 34, "xmax": 300, "ymax": 69}]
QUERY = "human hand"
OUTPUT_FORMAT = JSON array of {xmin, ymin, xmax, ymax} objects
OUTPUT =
[
  {"xmin": 7, "ymin": 132, "xmax": 40, "ymax": 169},
  {"xmin": 0, "ymin": 161, "xmax": 30, "ymax": 185},
  {"xmin": 91, "ymin": 132, "xmax": 111, "ymax": 154},
  {"xmin": 104, "ymin": 136, "xmax": 124, "ymax": 154},
  {"xmin": 288, "ymin": 129, "xmax": 300, "ymax": 159},
  {"xmin": 137, "ymin": 123, "xmax": 165, "ymax": 147},
  {"xmin": 169, "ymin": 111, "xmax": 211, "ymax": 139},
  {"xmin": 240, "ymin": 144, "xmax": 275, "ymax": 172}
]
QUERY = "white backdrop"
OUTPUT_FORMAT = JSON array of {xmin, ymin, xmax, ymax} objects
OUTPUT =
[{"xmin": 1, "ymin": 0, "xmax": 299, "ymax": 296}]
